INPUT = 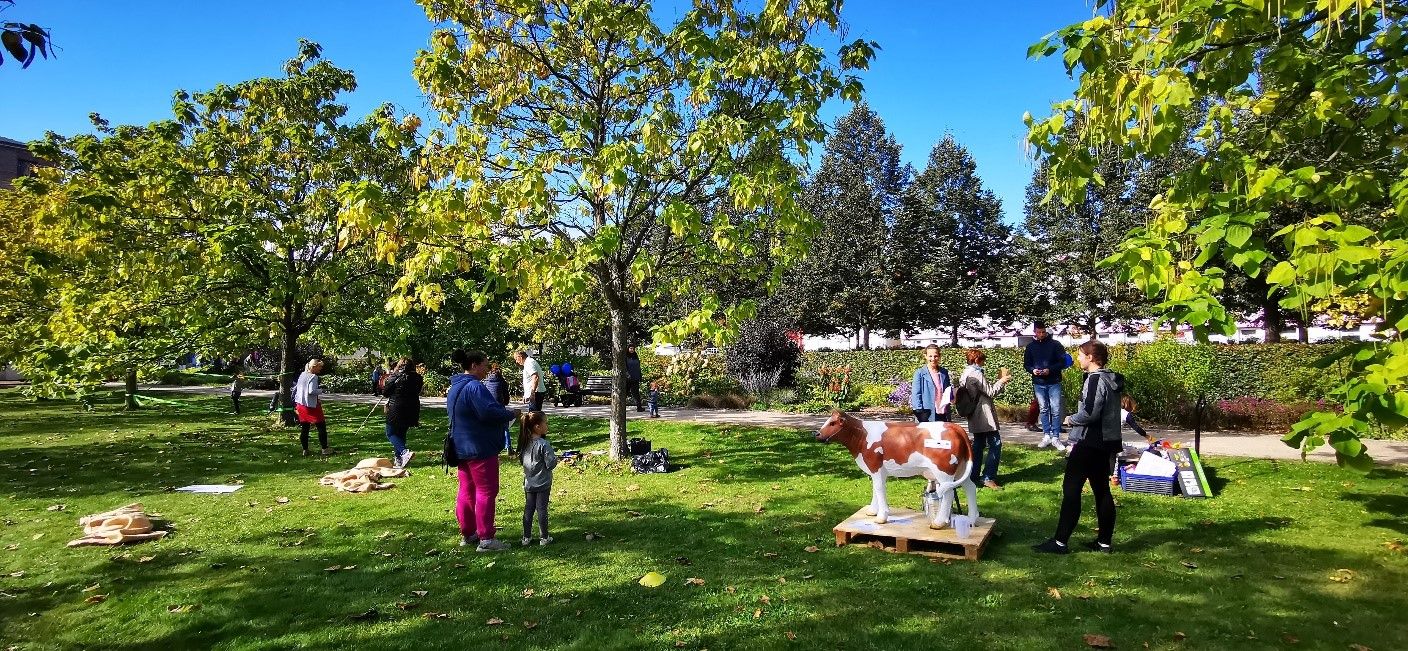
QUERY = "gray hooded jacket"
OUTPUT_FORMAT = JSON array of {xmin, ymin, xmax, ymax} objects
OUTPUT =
[
  {"xmin": 1067, "ymin": 369, "xmax": 1125, "ymax": 447},
  {"xmin": 521, "ymin": 437, "xmax": 559, "ymax": 492}
]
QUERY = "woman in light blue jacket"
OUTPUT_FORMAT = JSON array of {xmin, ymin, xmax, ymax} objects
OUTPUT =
[{"xmin": 909, "ymin": 344, "xmax": 953, "ymax": 422}]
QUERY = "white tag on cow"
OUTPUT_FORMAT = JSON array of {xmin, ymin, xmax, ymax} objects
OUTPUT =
[{"xmin": 923, "ymin": 438, "xmax": 952, "ymax": 450}]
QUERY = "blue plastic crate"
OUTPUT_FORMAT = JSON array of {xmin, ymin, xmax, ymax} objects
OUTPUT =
[{"xmin": 1118, "ymin": 466, "xmax": 1177, "ymax": 496}]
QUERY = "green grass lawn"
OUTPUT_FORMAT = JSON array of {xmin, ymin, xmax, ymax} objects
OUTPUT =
[{"xmin": 1, "ymin": 389, "xmax": 1405, "ymax": 650}]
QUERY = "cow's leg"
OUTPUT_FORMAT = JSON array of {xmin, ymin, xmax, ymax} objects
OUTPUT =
[
  {"xmin": 933, "ymin": 486, "xmax": 954, "ymax": 530},
  {"xmin": 964, "ymin": 478, "xmax": 980, "ymax": 521},
  {"xmin": 863, "ymin": 472, "xmax": 879, "ymax": 516},
  {"xmin": 871, "ymin": 472, "xmax": 889, "ymax": 524}
]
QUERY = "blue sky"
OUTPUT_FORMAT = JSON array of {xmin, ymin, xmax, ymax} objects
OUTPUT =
[{"xmin": 0, "ymin": 1, "xmax": 1092, "ymax": 220}]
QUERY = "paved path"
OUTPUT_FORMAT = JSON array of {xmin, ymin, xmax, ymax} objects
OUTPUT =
[{"xmin": 127, "ymin": 384, "xmax": 1408, "ymax": 466}]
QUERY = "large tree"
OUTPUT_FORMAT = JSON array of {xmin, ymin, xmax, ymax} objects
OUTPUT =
[
  {"xmin": 786, "ymin": 101, "xmax": 910, "ymax": 347},
  {"xmin": 892, "ymin": 135, "xmax": 1012, "ymax": 346},
  {"xmin": 343, "ymin": 0, "xmax": 874, "ymax": 459},
  {"xmin": 1018, "ymin": 147, "xmax": 1164, "ymax": 338},
  {"xmin": 1027, "ymin": 0, "xmax": 1407, "ymax": 467},
  {"xmin": 9, "ymin": 43, "xmax": 417, "ymax": 417}
]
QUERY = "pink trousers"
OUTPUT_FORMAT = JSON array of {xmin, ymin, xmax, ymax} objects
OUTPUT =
[{"xmin": 455, "ymin": 456, "xmax": 500, "ymax": 540}]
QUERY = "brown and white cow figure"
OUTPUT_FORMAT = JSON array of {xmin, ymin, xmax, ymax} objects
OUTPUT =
[{"xmin": 815, "ymin": 410, "xmax": 978, "ymax": 528}]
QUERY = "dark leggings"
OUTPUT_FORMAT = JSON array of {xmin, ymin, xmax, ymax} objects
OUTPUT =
[
  {"xmin": 523, "ymin": 490, "xmax": 550, "ymax": 539},
  {"xmin": 300, "ymin": 421, "xmax": 328, "ymax": 451},
  {"xmin": 231, "ymin": 394, "xmax": 241, "ymax": 414},
  {"xmin": 1054, "ymin": 442, "xmax": 1116, "ymax": 545}
]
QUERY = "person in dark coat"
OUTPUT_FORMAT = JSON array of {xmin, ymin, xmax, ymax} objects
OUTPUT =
[
  {"xmin": 484, "ymin": 363, "xmax": 514, "ymax": 454},
  {"xmin": 625, "ymin": 347, "xmax": 644, "ymax": 412},
  {"xmin": 382, "ymin": 357, "xmax": 424, "ymax": 468}
]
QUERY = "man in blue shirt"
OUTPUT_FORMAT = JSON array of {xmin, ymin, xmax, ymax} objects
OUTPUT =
[{"xmin": 1023, "ymin": 321, "xmax": 1070, "ymax": 450}]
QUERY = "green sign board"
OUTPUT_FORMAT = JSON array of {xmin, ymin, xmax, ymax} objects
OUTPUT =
[{"xmin": 1165, "ymin": 448, "xmax": 1212, "ymax": 499}]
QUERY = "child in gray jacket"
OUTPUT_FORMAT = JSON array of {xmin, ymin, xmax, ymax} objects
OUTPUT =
[{"xmin": 517, "ymin": 411, "xmax": 558, "ymax": 546}]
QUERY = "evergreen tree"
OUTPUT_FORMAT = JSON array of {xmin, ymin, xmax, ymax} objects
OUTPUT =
[
  {"xmin": 892, "ymin": 135, "xmax": 1013, "ymax": 346},
  {"xmin": 786, "ymin": 102, "xmax": 910, "ymax": 348}
]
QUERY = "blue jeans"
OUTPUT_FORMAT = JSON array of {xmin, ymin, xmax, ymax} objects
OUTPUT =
[
  {"xmin": 385, "ymin": 422, "xmax": 409, "ymax": 458},
  {"xmin": 971, "ymin": 431, "xmax": 1001, "ymax": 483},
  {"xmin": 1034, "ymin": 383, "xmax": 1063, "ymax": 438}
]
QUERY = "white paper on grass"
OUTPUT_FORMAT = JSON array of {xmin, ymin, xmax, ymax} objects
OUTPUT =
[
  {"xmin": 1131, "ymin": 452, "xmax": 1177, "ymax": 477},
  {"xmin": 174, "ymin": 484, "xmax": 244, "ymax": 494}
]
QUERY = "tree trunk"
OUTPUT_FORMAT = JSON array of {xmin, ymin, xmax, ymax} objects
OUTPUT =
[
  {"xmin": 277, "ymin": 330, "xmax": 300, "ymax": 425},
  {"xmin": 1297, "ymin": 324, "xmax": 1309, "ymax": 343},
  {"xmin": 607, "ymin": 306, "xmax": 630, "ymax": 461},
  {"xmin": 949, "ymin": 323, "xmax": 959, "ymax": 348},
  {"xmin": 860, "ymin": 326, "xmax": 871, "ymax": 350},
  {"xmin": 1262, "ymin": 296, "xmax": 1285, "ymax": 343},
  {"xmin": 123, "ymin": 367, "xmax": 139, "ymax": 410},
  {"xmin": 1087, "ymin": 314, "xmax": 1098, "ymax": 340}
]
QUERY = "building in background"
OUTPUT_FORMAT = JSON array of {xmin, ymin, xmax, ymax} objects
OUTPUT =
[{"xmin": 0, "ymin": 136, "xmax": 43, "ymax": 189}]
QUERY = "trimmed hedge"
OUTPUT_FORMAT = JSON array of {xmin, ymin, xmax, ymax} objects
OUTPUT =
[{"xmin": 798, "ymin": 341, "xmax": 1349, "ymax": 426}]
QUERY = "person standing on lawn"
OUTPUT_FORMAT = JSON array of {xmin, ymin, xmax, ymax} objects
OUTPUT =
[
  {"xmin": 484, "ymin": 362, "xmax": 515, "ymax": 454},
  {"xmin": 229, "ymin": 370, "xmax": 244, "ymax": 414},
  {"xmin": 517, "ymin": 410, "xmax": 558, "ymax": 546},
  {"xmin": 1033, "ymin": 340, "xmax": 1125, "ymax": 555},
  {"xmin": 514, "ymin": 350, "xmax": 547, "ymax": 412},
  {"xmin": 448, "ymin": 349, "xmax": 521, "ymax": 552},
  {"xmin": 959, "ymin": 349, "xmax": 1011, "ymax": 489},
  {"xmin": 293, "ymin": 358, "xmax": 332, "ymax": 457},
  {"xmin": 382, "ymin": 357, "xmax": 423, "ymax": 468},
  {"xmin": 909, "ymin": 344, "xmax": 954, "ymax": 422},
  {"xmin": 1024, "ymin": 321, "xmax": 1070, "ymax": 450}
]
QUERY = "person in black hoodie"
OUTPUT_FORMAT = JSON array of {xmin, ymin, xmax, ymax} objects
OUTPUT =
[
  {"xmin": 1023, "ymin": 321, "xmax": 1071, "ymax": 450},
  {"xmin": 382, "ymin": 357, "xmax": 424, "ymax": 468},
  {"xmin": 1034, "ymin": 340, "xmax": 1125, "ymax": 554}
]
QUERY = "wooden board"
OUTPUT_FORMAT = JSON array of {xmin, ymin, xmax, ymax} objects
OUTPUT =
[{"xmin": 833, "ymin": 507, "xmax": 994, "ymax": 561}]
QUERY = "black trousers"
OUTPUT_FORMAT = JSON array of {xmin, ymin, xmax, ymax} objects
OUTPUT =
[
  {"xmin": 231, "ymin": 393, "xmax": 241, "ymax": 414},
  {"xmin": 528, "ymin": 393, "xmax": 545, "ymax": 412},
  {"xmin": 299, "ymin": 421, "xmax": 328, "ymax": 451},
  {"xmin": 523, "ymin": 490, "xmax": 550, "ymax": 538},
  {"xmin": 1054, "ymin": 441, "xmax": 1117, "ymax": 545}
]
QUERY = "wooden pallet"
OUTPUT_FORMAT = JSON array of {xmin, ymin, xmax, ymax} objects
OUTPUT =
[{"xmin": 833, "ymin": 507, "xmax": 994, "ymax": 561}]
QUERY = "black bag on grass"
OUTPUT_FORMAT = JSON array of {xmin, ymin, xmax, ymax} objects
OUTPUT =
[
  {"xmin": 629, "ymin": 437, "xmax": 652, "ymax": 455},
  {"xmin": 631, "ymin": 449, "xmax": 670, "ymax": 474}
]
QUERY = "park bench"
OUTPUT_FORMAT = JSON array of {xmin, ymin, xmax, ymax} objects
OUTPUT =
[{"xmin": 553, "ymin": 375, "xmax": 613, "ymax": 407}]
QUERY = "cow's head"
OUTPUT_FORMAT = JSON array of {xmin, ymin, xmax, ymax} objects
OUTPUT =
[{"xmin": 814, "ymin": 410, "xmax": 849, "ymax": 442}]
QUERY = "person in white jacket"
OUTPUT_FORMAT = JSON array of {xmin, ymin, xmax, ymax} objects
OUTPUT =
[{"xmin": 959, "ymin": 349, "xmax": 1011, "ymax": 489}]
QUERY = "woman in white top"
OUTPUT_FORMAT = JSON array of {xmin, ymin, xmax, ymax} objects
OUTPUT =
[{"xmin": 293, "ymin": 358, "xmax": 332, "ymax": 457}]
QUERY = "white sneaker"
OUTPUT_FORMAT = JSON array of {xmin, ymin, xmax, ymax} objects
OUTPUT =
[
  {"xmin": 476, "ymin": 538, "xmax": 510, "ymax": 552},
  {"xmin": 539, "ymin": 536, "xmax": 553, "ymax": 546},
  {"xmin": 1037, "ymin": 435, "xmax": 1052, "ymax": 449},
  {"xmin": 521, "ymin": 536, "xmax": 533, "ymax": 546},
  {"xmin": 400, "ymin": 450, "xmax": 415, "ymax": 467}
]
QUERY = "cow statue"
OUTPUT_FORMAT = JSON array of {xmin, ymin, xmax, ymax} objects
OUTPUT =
[{"xmin": 815, "ymin": 410, "xmax": 978, "ymax": 529}]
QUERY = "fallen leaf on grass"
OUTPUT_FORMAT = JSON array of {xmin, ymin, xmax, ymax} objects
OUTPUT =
[
  {"xmin": 523, "ymin": 620, "xmax": 539, "ymax": 629},
  {"xmin": 777, "ymin": 577, "xmax": 786, "ymax": 584},
  {"xmin": 1384, "ymin": 540, "xmax": 1405, "ymax": 554},
  {"xmin": 396, "ymin": 602, "xmax": 416, "ymax": 610},
  {"xmin": 486, "ymin": 617, "xmax": 504, "ymax": 625},
  {"xmin": 1173, "ymin": 632, "xmax": 1186, "ymax": 642},
  {"xmin": 485, "ymin": 562, "xmax": 495, "ymax": 569},
  {"xmin": 29, "ymin": 533, "xmax": 42, "ymax": 541},
  {"xmin": 1189, "ymin": 547, "xmax": 1203, "ymax": 554},
  {"xmin": 276, "ymin": 497, "xmax": 289, "ymax": 504},
  {"xmin": 349, "ymin": 608, "xmax": 379, "ymax": 621},
  {"xmin": 1281, "ymin": 634, "xmax": 1299, "ymax": 644},
  {"xmin": 1047, "ymin": 587, "xmax": 1062, "ymax": 600},
  {"xmin": 4, "ymin": 545, "xmax": 16, "ymax": 551},
  {"xmin": 422, "ymin": 612, "xmax": 450, "ymax": 620},
  {"xmin": 167, "ymin": 604, "xmax": 200, "ymax": 613},
  {"xmin": 1180, "ymin": 561, "xmax": 1198, "ymax": 570},
  {"xmin": 1348, "ymin": 644, "xmax": 1372, "ymax": 651},
  {"xmin": 627, "ymin": 510, "xmax": 643, "ymax": 518},
  {"xmin": 803, "ymin": 546, "xmax": 819, "ymax": 553},
  {"xmin": 759, "ymin": 595, "xmax": 771, "ymax": 605},
  {"xmin": 674, "ymin": 556, "xmax": 692, "ymax": 566},
  {"xmin": 1329, "ymin": 569, "xmax": 1356, "ymax": 583},
  {"xmin": 674, "ymin": 642, "xmax": 686, "ymax": 648},
  {"xmin": 700, "ymin": 502, "xmax": 716, "ymax": 509},
  {"xmin": 771, "ymin": 484, "xmax": 780, "ymax": 491},
  {"xmin": 754, "ymin": 505, "xmax": 765, "ymax": 513},
  {"xmin": 785, "ymin": 631, "xmax": 797, "ymax": 641},
  {"xmin": 753, "ymin": 608, "xmax": 762, "ymax": 619},
  {"xmin": 626, "ymin": 484, "xmax": 640, "ymax": 492},
  {"xmin": 685, "ymin": 577, "xmax": 705, "ymax": 586},
  {"xmin": 725, "ymin": 586, "xmax": 736, "ymax": 594},
  {"xmin": 763, "ymin": 552, "xmax": 779, "ymax": 558},
  {"xmin": 802, "ymin": 574, "xmax": 814, "ymax": 580},
  {"xmin": 377, "ymin": 531, "xmax": 394, "ymax": 540},
  {"xmin": 84, "ymin": 594, "xmax": 107, "ymax": 604},
  {"xmin": 522, "ymin": 588, "xmax": 535, "ymax": 598},
  {"xmin": 424, "ymin": 549, "xmax": 440, "ymax": 557},
  {"xmin": 82, "ymin": 583, "xmax": 100, "ymax": 592},
  {"xmin": 324, "ymin": 565, "xmax": 344, "ymax": 572},
  {"xmin": 46, "ymin": 504, "xmax": 64, "ymax": 512},
  {"xmin": 138, "ymin": 556, "xmax": 155, "ymax": 564},
  {"xmin": 1083, "ymin": 633, "xmax": 1115, "ymax": 648}
]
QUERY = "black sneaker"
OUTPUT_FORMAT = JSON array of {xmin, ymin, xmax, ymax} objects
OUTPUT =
[
  {"xmin": 1032, "ymin": 539, "xmax": 1070, "ymax": 554},
  {"xmin": 1084, "ymin": 541, "xmax": 1113, "ymax": 553}
]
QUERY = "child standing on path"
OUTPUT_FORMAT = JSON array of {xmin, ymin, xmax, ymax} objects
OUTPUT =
[
  {"xmin": 518, "ymin": 411, "xmax": 558, "ymax": 546},
  {"xmin": 647, "ymin": 381, "xmax": 660, "ymax": 418}
]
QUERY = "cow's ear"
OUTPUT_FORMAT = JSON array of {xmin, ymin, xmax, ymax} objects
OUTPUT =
[{"xmin": 830, "ymin": 408, "xmax": 843, "ymax": 417}]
